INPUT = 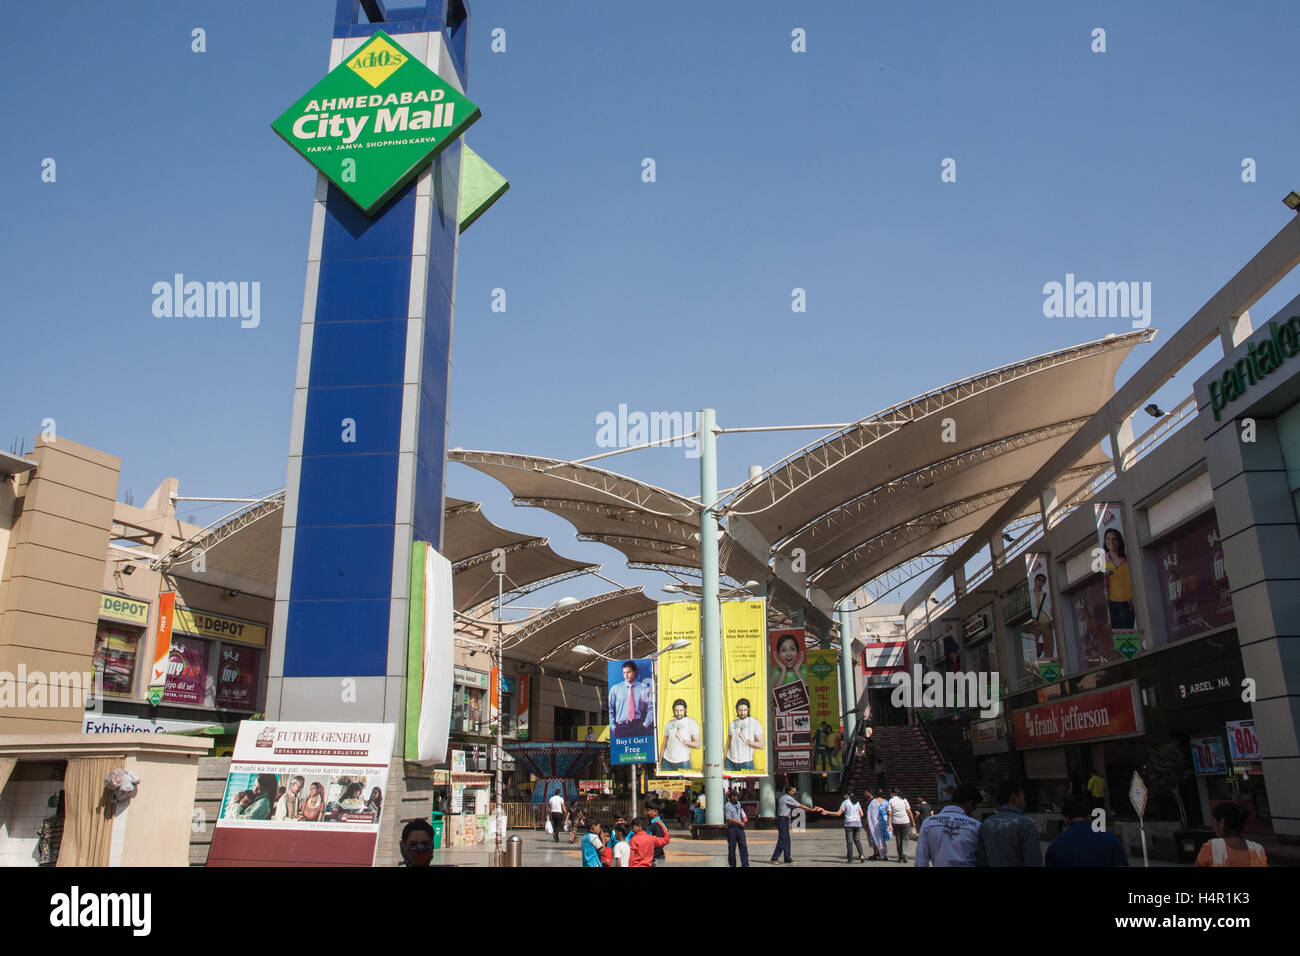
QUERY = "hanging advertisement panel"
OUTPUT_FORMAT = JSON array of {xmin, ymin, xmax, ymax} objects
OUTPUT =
[
  {"xmin": 656, "ymin": 603, "xmax": 702, "ymax": 776},
  {"xmin": 722, "ymin": 600, "xmax": 769, "ymax": 776},
  {"xmin": 608, "ymin": 657, "xmax": 656, "ymax": 765}
]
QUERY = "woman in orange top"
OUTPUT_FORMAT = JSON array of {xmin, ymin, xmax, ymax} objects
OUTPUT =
[{"xmin": 1195, "ymin": 802, "xmax": 1267, "ymax": 867}]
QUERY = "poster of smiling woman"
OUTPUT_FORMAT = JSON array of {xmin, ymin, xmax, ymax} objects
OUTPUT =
[{"xmin": 1096, "ymin": 503, "xmax": 1142, "ymax": 659}]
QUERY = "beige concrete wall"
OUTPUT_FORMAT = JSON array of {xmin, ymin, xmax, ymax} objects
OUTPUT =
[
  {"xmin": 0, "ymin": 438, "xmax": 120, "ymax": 734},
  {"xmin": 120, "ymin": 748, "xmax": 203, "ymax": 866},
  {"xmin": 0, "ymin": 478, "xmax": 15, "ymax": 591}
]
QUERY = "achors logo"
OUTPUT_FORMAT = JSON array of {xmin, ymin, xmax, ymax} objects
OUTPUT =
[{"xmin": 346, "ymin": 35, "xmax": 406, "ymax": 87}]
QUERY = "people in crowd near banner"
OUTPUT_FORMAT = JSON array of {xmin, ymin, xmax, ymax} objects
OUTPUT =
[
  {"xmin": 628, "ymin": 816, "xmax": 671, "ymax": 866},
  {"xmin": 611, "ymin": 824, "xmax": 631, "ymax": 866},
  {"xmin": 646, "ymin": 803, "xmax": 670, "ymax": 866},
  {"xmin": 825, "ymin": 790, "xmax": 866, "ymax": 863},
  {"xmin": 724, "ymin": 790, "xmax": 750, "ymax": 867},
  {"xmin": 976, "ymin": 781, "xmax": 1043, "ymax": 866},
  {"xmin": 725, "ymin": 699, "xmax": 764, "ymax": 771},
  {"xmin": 581, "ymin": 822, "xmax": 606, "ymax": 867},
  {"xmin": 398, "ymin": 819, "xmax": 435, "ymax": 867},
  {"xmin": 610, "ymin": 660, "xmax": 655, "ymax": 737},
  {"xmin": 1196, "ymin": 803, "xmax": 1268, "ymax": 867},
  {"xmin": 661, "ymin": 699, "xmax": 701, "ymax": 771},
  {"xmin": 548, "ymin": 789, "xmax": 565, "ymax": 842},
  {"xmin": 771, "ymin": 784, "xmax": 820, "ymax": 864},
  {"xmin": 914, "ymin": 784, "xmax": 981, "ymax": 867},
  {"xmin": 889, "ymin": 788, "xmax": 918, "ymax": 863},
  {"xmin": 866, "ymin": 790, "xmax": 891, "ymax": 861},
  {"xmin": 1045, "ymin": 798, "xmax": 1128, "ymax": 867}
]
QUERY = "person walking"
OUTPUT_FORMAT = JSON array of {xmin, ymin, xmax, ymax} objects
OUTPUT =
[
  {"xmin": 723, "ymin": 790, "xmax": 750, "ymax": 867},
  {"xmin": 547, "ymin": 788, "xmax": 565, "ymax": 843},
  {"xmin": 976, "ymin": 781, "xmax": 1043, "ymax": 866},
  {"xmin": 1195, "ymin": 803, "xmax": 1267, "ymax": 867},
  {"xmin": 1045, "ymin": 798, "xmax": 1128, "ymax": 866},
  {"xmin": 771, "ymin": 784, "xmax": 820, "ymax": 865},
  {"xmin": 914, "ymin": 794, "xmax": 933, "ymax": 827},
  {"xmin": 888, "ymin": 788, "xmax": 917, "ymax": 863},
  {"xmin": 647, "ymin": 804, "xmax": 670, "ymax": 867},
  {"xmin": 914, "ymin": 784, "xmax": 981, "ymax": 867},
  {"xmin": 825, "ymin": 791, "xmax": 867, "ymax": 863},
  {"xmin": 866, "ymin": 790, "xmax": 891, "ymax": 861}
]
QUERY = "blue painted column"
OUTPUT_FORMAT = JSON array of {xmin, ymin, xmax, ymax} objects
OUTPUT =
[{"xmin": 268, "ymin": 1, "xmax": 470, "ymax": 745}]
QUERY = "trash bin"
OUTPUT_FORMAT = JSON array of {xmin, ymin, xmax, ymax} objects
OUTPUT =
[{"xmin": 431, "ymin": 811, "xmax": 445, "ymax": 850}]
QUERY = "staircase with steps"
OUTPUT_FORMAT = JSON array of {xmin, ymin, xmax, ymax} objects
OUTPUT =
[{"xmin": 844, "ymin": 725, "xmax": 946, "ymax": 803}]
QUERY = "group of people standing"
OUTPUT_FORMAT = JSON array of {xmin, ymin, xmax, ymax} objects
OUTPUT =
[{"xmin": 828, "ymin": 788, "xmax": 920, "ymax": 863}]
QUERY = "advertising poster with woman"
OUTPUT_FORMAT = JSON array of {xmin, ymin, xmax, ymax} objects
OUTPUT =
[
  {"xmin": 656, "ymin": 602, "xmax": 702, "ymax": 777},
  {"xmin": 1024, "ymin": 553, "xmax": 1060, "ymax": 682},
  {"xmin": 1096, "ymin": 503, "xmax": 1141, "ymax": 658},
  {"xmin": 721, "ymin": 600, "xmax": 768, "ymax": 776},
  {"xmin": 769, "ymin": 628, "xmax": 811, "ymax": 774}
]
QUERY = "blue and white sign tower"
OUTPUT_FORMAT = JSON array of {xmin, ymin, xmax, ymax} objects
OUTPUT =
[{"xmin": 267, "ymin": 1, "xmax": 470, "ymax": 739}]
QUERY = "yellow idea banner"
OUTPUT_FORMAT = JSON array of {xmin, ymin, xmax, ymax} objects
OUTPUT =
[
  {"xmin": 721, "ymin": 599, "xmax": 768, "ymax": 776},
  {"xmin": 656, "ymin": 603, "xmax": 703, "ymax": 777}
]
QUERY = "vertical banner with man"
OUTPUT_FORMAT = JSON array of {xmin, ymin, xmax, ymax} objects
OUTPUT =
[
  {"xmin": 806, "ymin": 649, "xmax": 842, "ymax": 773},
  {"xmin": 1025, "ymin": 552, "xmax": 1060, "ymax": 682},
  {"xmin": 769, "ymin": 628, "xmax": 811, "ymax": 774},
  {"xmin": 721, "ymin": 600, "xmax": 768, "ymax": 776},
  {"xmin": 1096, "ymin": 503, "xmax": 1141, "ymax": 659},
  {"xmin": 656, "ymin": 602, "xmax": 702, "ymax": 776},
  {"xmin": 608, "ymin": 657, "xmax": 656, "ymax": 765}
]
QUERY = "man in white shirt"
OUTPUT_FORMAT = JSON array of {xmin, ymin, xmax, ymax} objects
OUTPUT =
[
  {"xmin": 888, "ymin": 788, "xmax": 918, "ymax": 863},
  {"xmin": 547, "ymin": 789, "xmax": 565, "ymax": 843},
  {"xmin": 725, "ymin": 699, "xmax": 764, "ymax": 771},
  {"xmin": 660, "ymin": 699, "xmax": 701, "ymax": 771}
]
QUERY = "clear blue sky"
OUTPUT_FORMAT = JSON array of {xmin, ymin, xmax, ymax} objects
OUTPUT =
[{"xmin": 5, "ymin": 1, "xmax": 1299, "ymax": 609}]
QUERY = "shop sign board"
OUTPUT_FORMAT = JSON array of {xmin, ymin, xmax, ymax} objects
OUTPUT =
[
  {"xmin": 1190, "ymin": 735, "xmax": 1228, "ymax": 775},
  {"xmin": 1012, "ymin": 680, "xmax": 1143, "ymax": 749},
  {"xmin": 173, "ymin": 605, "xmax": 267, "ymax": 647},
  {"xmin": 99, "ymin": 593, "xmax": 150, "ymax": 626},
  {"xmin": 272, "ymin": 31, "xmax": 481, "ymax": 215}
]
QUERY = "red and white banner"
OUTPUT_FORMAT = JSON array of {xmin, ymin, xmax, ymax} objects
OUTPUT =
[
  {"xmin": 1012, "ymin": 681, "xmax": 1143, "ymax": 749},
  {"xmin": 861, "ymin": 641, "xmax": 907, "ymax": 675}
]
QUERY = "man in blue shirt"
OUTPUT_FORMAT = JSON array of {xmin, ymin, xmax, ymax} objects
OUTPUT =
[
  {"xmin": 915, "ymin": 785, "xmax": 982, "ymax": 867},
  {"xmin": 723, "ymin": 790, "xmax": 750, "ymax": 867},
  {"xmin": 977, "ymin": 780, "xmax": 1043, "ymax": 866},
  {"xmin": 1045, "ymin": 798, "xmax": 1129, "ymax": 867}
]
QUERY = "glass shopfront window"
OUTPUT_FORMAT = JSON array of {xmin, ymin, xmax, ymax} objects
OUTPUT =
[
  {"xmin": 93, "ymin": 623, "xmax": 140, "ymax": 696},
  {"xmin": 1065, "ymin": 577, "xmax": 1125, "ymax": 671},
  {"xmin": 1154, "ymin": 512, "xmax": 1234, "ymax": 643}
]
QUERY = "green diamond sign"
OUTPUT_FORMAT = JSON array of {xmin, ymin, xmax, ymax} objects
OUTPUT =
[
  {"xmin": 1114, "ymin": 632, "xmax": 1141, "ymax": 660},
  {"xmin": 809, "ymin": 658, "xmax": 835, "ymax": 681},
  {"xmin": 1037, "ymin": 660, "xmax": 1061, "ymax": 683},
  {"xmin": 272, "ymin": 31, "xmax": 480, "ymax": 215}
]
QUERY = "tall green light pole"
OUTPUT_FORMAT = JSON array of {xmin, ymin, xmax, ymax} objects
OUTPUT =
[{"xmin": 698, "ymin": 408, "xmax": 725, "ymax": 825}]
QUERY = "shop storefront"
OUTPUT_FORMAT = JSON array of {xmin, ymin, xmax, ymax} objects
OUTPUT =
[{"xmin": 93, "ymin": 593, "xmax": 151, "ymax": 698}]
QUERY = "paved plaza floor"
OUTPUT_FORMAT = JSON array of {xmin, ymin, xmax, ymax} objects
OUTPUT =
[{"xmin": 436, "ymin": 824, "xmax": 920, "ymax": 868}]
